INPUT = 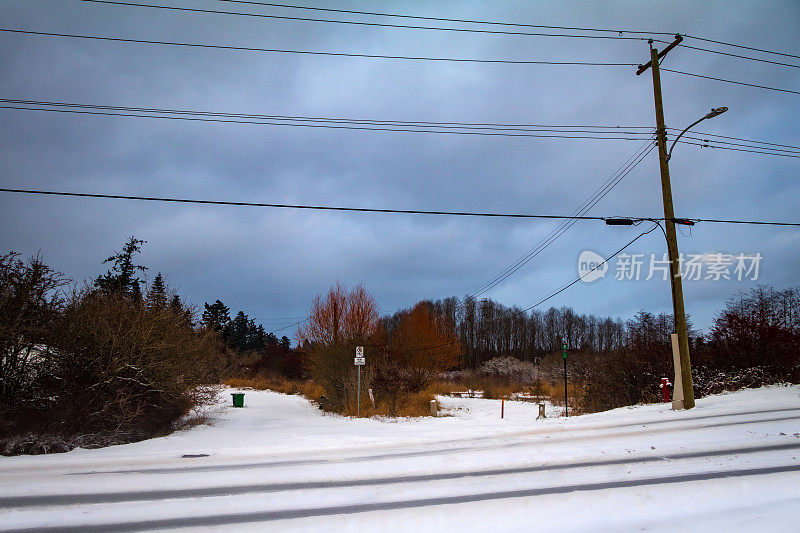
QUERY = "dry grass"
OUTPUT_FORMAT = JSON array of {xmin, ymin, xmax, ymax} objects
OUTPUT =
[
  {"xmin": 340, "ymin": 386, "xmax": 441, "ymax": 418},
  {"xmin": 224, "ymin": 375, "xmax": 325, "ymax": 401},
  {"xmin": 174, "ymin": 414, "xmax": 213, "ymax": 431},
  {"xmin": 224, "ymin": 374, "xmax": 585, "ymax": 418}
]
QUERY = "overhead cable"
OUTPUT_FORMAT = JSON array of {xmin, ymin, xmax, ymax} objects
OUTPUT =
[
  {"xmin": 0, "ymin": 104, "xmax": 652, "ymax": 140},
  {"xmin": 77, "ymin": 0, "xmax": 651, "ymax": 41},
  {"xmin": 80, "ymin": 0, "xmax": 800, "ymax": 66},
  {"xmin": 213, "ymin": 0, "xmax": 669, "ymax": 36},
  {"xmin": 470, "ymin": 140, "xmax": 656, "ymax": 298},
  {"xmin": 520, "ymin": 223, "xmax": 661, "ymax": 312},
  {"xmin": 0, "ymin": 98, "xmax": 653, "ymax": 132},
  {"xmin": 652, "ymin": 38, "xmax": 800, "ymax": 69},
  {"xmin": 661, "ymin": 68, "xmax": 800, "ymax": 95},
  {"xmin": 2, "ymin": 189, "xmax": 798, "ymax": 226},
  {"xmin": 3, "ymin": 98, "xmax": 794, "ymax": 155},
  {"xmin": 0, "ymin": 28, "xmax": 637, "ymax": 66}
]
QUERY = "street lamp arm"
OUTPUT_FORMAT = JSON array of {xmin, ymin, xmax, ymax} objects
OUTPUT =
[
  {"xmin": 666, "ymin": 106, "xmax": 728, "ymax": 162},
  {"xmin": 667, "ymin": 116, "xmax": 707, "ymax": 162}
]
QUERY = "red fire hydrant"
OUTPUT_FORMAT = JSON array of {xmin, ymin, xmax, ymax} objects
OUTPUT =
[{"xmin": 660, "ymin": 377, "xmax": 673, "ymax": 403}]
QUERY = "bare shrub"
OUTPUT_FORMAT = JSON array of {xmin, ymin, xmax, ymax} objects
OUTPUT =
[
  {"xmin": 371, "ymin": 352, "xmax": 414, "ymax": 416},
  {"xmin": 298, "ymin": 282, "xmax": 379, "ymax": 412},
  {"xmin": 0, "ymin": 252, "xmax": 68, "ymax": 419},
  {"xmin": 37, "ymin": 290, "xmax": 223, "ymax": 439}
]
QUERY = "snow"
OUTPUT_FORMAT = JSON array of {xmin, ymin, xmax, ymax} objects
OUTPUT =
[{"xmin": 1, "ymin": 385, "xmax": 799, "ymax": 532}]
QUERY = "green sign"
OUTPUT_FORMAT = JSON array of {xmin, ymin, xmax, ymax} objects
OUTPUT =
[{"xmin": 561, "ymin": 343, "xmax": 568, "ymax": 359}]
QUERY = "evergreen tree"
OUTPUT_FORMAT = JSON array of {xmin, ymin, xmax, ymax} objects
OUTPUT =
[
  {"xmin": 280, "ymin": 336, "xmax": 291, "ymax": 349},
  {"xmin": 229, "ymin": 311, "xmax": 250, "ymax": 351},
  {"xmin": 94, "ymin": 237, "xmax": 148, "ymax": 297},
  {"xmin": 170, "ymin": 294, "xmax": 182, "ymax": 313},
  {"xmin": 245, "ymin": 318, "xmax": 257, "ymax": 351},
  {"xmin": 202, "ymin": 300, "xmax": 230, "ymax": 333},
  {"xmin": 130, "ymin": 281, "xmax": 143, "ymax": 302},
  {"xmin": 146, "ymin": 272, "xmax": 167, "ymax": 309},
  {"xmin": 255, "ymin": 325, "xmax": 267, "ymax": 351}
]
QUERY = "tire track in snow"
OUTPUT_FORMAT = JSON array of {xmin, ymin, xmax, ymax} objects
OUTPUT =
[
  {"xmin": 3, "ymin": 441, "xmax": 799, "ymax": 508},
  {"xmin": 4, "ymin": 464, "xmax": 800, "ymax": 532},
  {"xmin": 61, "ymin": 410, "xmax": 800, "ymax": 475}
]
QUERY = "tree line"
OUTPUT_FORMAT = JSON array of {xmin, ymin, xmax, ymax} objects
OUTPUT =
[
  {"xmin": 0, "ymin": 237, "xmax": 296, "ymax": 454},
  {"xmin": 300, "ymin": 283, "xmax": 798, "ymax": 415},
  {"xmin": 202, "ymin": 300, "xmax": 292, "ymax": 354}
]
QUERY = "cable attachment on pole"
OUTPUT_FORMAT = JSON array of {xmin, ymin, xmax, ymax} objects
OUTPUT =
[{"xmin": 637, "ymin": 34, "xmax": 683, "ymax": 75}]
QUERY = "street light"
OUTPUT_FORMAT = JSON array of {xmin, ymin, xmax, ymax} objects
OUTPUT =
[
  {"xmin": 607, "ymin": 105, "xmax": 727, "ymax": 410},
  {"xmin": 667, "ymin": 107, "xmax": 728, "ymax": 161}
]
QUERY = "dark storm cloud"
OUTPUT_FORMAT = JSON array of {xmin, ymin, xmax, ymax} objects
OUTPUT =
[{"xmin": 1, "ymin": 0, "xmax": 798, "ymax": 332}]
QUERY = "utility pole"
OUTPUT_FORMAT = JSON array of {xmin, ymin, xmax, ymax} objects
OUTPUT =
[
  {"xmin": 562, "ymin": 342, "xmax": 568, "ymax": 417},
  {"xmin": 637, "ymin": 35, "xmax": 695, "ymax": 409}
]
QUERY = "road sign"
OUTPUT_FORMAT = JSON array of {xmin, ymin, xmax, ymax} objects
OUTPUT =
[
  {"xmin": 561, "ymin": 343, "xmax": 568, "ymax": 359},
  {"xmin": 355, "ymin": 347, "xmax": 365, "ymax": 416}
]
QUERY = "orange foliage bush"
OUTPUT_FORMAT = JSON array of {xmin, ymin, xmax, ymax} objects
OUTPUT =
[{"xmin": 393, "ymin": 303, "xmax": 461, "ymax": 391}]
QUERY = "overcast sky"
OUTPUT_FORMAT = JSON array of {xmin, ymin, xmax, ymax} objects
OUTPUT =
[{"xmin": 1, "ymin": 0, "xmax": 798, "ymax": 336}]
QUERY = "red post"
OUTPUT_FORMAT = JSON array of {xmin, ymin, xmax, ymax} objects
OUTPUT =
[{"xmin": 501, "ymin": 397, "xmax": 505, "ymax": 419}]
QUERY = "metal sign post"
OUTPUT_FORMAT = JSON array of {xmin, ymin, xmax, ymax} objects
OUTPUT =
[{"xmin": 355, "ymin": 346, "xmax": 365, "ymax": 416}]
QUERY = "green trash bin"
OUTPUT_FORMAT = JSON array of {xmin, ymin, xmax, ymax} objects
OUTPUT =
[{"xmin": 231, "ymin": 392, "xmax": 245, "ymax": 408}]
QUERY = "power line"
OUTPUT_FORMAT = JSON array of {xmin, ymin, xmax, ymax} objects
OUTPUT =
[
  {"xmin": 0, "ymin": 28, "xmax": 638, "ymax": 66},
  {"xmin": 667, "ymin": 128, "xmax": 800, "ymax": 151},
  {"xmin": 677, "ymin": 140, "xmax": 800, "ymax": 158},
  {"xmin": 80, "ymin": 0, "xmax": 800, "ymax": 67},
  {"xmin": 0, "ymin": 188, "xmax": 611, "ymax": 220},
  {"xmin": 0, "ymin": 100, "xmax": 655, "ymax": 139},
  {"xmin": 78, "ymin": 0, "xmax": 651, "ymax": 41},
  {"xmin": 214, "ymin": 0, "xmax": 670, "ymax": 36},
  {"xmin": 0, "ymin": 98, "xmax": 653, "ymax": 132},
  {"xmin": 520, "ymin": 222, "xmax": 660, "ymax": 312},
  {"xmin": 0, "ymin": 104, "xmax": 653, "ymax": 140},
  {"xmin": 692, "ymin": 217, "xmax": 800, "ymax": 227},
  {"xmin": 273, "ymin": 317, "xmax": 310, "ymax": 332},
  {"xmin": 4, "ymin": 98, "xmax": 795, "ymax": 156},
  {"xmin": 678, "ymin": 136, "xmax": 800, "ymax": 156},
  {"xmin": 5, "ymin": 28, "xmax": 793, "ymax": 97},
  {"xmin": 414, "ymin": 142, "xmax": 656, "ymax": 348},
  {"xmin": 212, "ymin": 1, "xmax": 797, "ymax": 62},
  {"xmin": 5, "ymin": 103, "xmax": 796, "ymax": 155},
  {"xmin": 661, "ymin": 68, "xmax": 800, "ymax": 95},
  {"xmin": 683, "ymin": 34, "xmax": 800, "ymax": 60},
  {"xmin": 2, "ymin": 189, "xmax": 798, "ymax": 227},
  {"xmin": 414, "ymin": 222, "xmax": 662, "ymax": 352},
  {"xmin": 652, "ymin": 38, "xmax": 800, "ymax": 69},
  {"xmin": 470, "ymin": 140, "xmax": 656, "ymax": 299}
]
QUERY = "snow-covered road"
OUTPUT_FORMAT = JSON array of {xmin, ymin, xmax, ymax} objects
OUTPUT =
[{"xmin": 2, "ymin": 386, "xmax": 799, "ymax": 532}]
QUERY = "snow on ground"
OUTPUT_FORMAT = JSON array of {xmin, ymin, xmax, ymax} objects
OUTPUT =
[{"xmin": 1, "ymin": 385, "xmax": 799, "ymax": 532}]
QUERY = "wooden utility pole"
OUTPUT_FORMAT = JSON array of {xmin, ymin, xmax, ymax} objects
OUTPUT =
[
  {"xmin": 637, "ymin": 35, "xmax": 695, "ymax": 409},
  {"xmin": 561, "ymin": 343, "xmax": 568, "ymax": 417}
]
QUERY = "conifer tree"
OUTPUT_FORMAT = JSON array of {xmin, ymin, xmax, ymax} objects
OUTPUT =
[
  {"xmin": 230, "ymin": 311, "xmax": 249, "ymax": 351},
  {"xmin": 146, "ymin": 272, "xmax": 167, "ymax": 309},
  {"xmin": 94, "ymin": 237, "xmax": 148, "ymax": 297},
  {"xmin": 202, "ymin": 300, "xmax": 230, "ymax": 333},
  {"xmin": 170, "ymin": 294, "xmax": 182, "ymax": 313}
]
